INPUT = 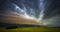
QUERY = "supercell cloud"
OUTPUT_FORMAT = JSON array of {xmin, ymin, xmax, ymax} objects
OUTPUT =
[{"xmin": 0, "ymin": 0, "xmax": 60, "ymax": 27}]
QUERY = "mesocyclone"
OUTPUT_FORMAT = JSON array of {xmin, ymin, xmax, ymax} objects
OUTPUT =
[{"xmin": 0, "ymin": 0, "xmax": 60, "ymax": 27}]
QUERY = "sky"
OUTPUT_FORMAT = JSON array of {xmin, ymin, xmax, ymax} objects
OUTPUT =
[{"xmin": 0, "ymin": 0, "xmax": 60, "ymax": 27}]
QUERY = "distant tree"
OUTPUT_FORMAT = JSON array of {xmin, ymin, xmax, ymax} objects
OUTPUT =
[{"xmin": 6, "ymin": 26, "xmax": 18, "ymax": 29}]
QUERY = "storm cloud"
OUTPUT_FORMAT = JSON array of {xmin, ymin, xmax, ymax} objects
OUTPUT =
[{"xmin": 0, "ymin": 0, "xmax": 60, "ymax": 27}]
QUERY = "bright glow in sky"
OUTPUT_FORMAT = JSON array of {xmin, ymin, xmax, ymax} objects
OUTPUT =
[
  {"xmin": 13, "ymin": 0, "xmax": 45, "ymax": 24},
  {"xmin": 14, "ymin": 3, "xmax": 36, "ymax": 20}
]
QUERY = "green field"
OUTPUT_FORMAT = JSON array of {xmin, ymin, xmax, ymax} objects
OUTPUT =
[{"xmin": 0, "ymin": 27, "xmax": 60, "ymax": 32}]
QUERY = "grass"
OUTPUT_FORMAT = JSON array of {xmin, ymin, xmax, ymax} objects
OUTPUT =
[{"xmin": 0, "ymin": 27, "xmax": 60, "ymax": 32}]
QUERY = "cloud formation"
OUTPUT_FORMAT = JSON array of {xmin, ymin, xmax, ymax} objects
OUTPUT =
[{"xmin": 0, "ymin": 0, "xmax": 60, "ymax": 27}]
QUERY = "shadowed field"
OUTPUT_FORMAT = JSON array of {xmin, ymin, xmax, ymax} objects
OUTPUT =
[{"xmin": 0, "ymin": 27, "xmax": 60, "ymax": 32}]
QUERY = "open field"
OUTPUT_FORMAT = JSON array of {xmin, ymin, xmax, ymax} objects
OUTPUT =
[{"xmin": 0, "ymin": 27, "xmax": 60, "ymax": 32}]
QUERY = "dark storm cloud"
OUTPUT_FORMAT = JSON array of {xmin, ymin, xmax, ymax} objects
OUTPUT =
[
  {"xmin": 0, "ymin": 0, "xmax": 60, "ymax": 27},
  {"xmin": 40, "ymin": 0, "xmax": 60, "ymax": 27},
  {"xmin": 0, "ymin": 0, "xmax": 39, "ymax": 18},
  {"xmin": 0, "ymin": 0, "xmax": 60, "ymax": 19},
  {"xmin": 43, "ymin": 0, "xmax": 60, "ymax": 19},
  {"xmin": 0, "ymin": 0, "xmax": 40, "ymax": 25}
]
